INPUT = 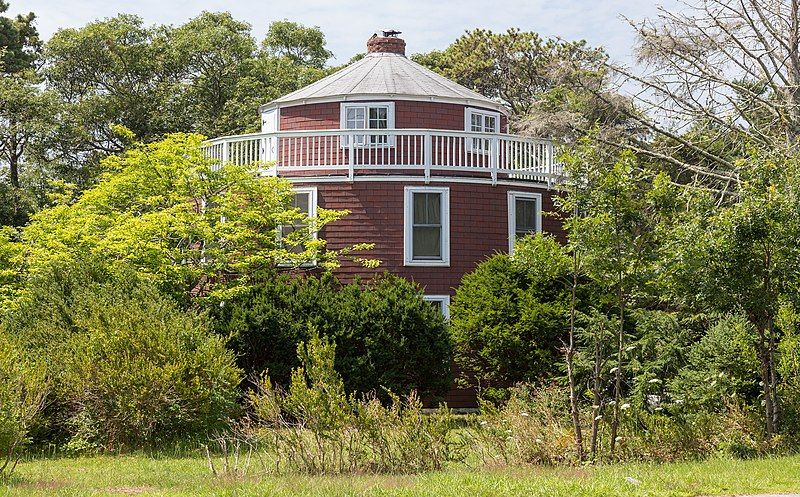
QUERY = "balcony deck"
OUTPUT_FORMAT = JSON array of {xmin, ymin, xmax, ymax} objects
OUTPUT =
[{"xmin": 203, "ymin": 129, "xmax": 560, "ymax": 186}]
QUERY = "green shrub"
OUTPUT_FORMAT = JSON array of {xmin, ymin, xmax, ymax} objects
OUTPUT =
[
  {"xmin": 668, "ymin": 314, "xmax": 760, "ymax": 412},
  {"xmin": 213, "ymin": 272, "xmax": 451, "ymax": 400},
  {"xmin": 246, "ymin": 330, "xmax": 464, "ymax": 474},
  {"xmin": 4, "ymin": 259, "xmax": 242, "ymax": 452},
  {"xmin": 449, "ymin": 235, "xmax": 571, "ymax": 398},
  {"xmin": 0, "ymin": 333, "xmax": 47, "ymax": 479}
]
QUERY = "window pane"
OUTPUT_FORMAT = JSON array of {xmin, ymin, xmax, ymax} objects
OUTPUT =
[
  {"xmin": 485, "ymin": 115, "xmax": 496, "ymax": 132},
  {"xmin": 345, "ymin": 107, "xmax": 365, "ymax": 129},
  {"xmin": 413, "ymin": 193, "xmax": 441, "ymax": 225},
  {"xmin": 515, "ymin": 198, "xmax": 538, "ymax": 233},
  {"xmin": 471, "ymin": 113, "xmax": 482, "ymax": 131},
  {"xmin": 293, "ymin": 192, "xmax": 310, "ymax": 214},
  {"xmin": 413, "ymin": 226, "xmax": 441, "ymax": 258}
]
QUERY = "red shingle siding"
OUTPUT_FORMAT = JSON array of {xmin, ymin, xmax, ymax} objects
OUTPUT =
[
  {"xmin": 279, "ymin": 101, "xmax": 507, "ymax": 132},
  {"xmin": 312, "ymin": 181, "xmax": 565, "ymax": 295}
]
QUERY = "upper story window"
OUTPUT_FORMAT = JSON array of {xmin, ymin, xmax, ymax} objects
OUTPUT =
[
  {"xmin": 508, "ymin": 191, "xmax": 542, "ymax": 253},
  {"xmin": 465, "ymin": 107, "xmax": 500, "ymax": 153},
  {"xmin": 280, "ymin": 187, "xmax": 318, "ymax": 256},
  {"xmin": 341, "ymin": 102, "xmax": 395, "ymax": 146},
  {"xmin": 404, "ymin": 186, "xmax": 450, "ymax": 266}
]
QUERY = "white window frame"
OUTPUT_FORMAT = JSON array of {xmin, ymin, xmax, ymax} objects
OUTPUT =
[
  {"xmin": 423, "ymin": 295, "xmax": 451, "ymax": 320},
  {"xmin": 508, "ymin": 191, "xmax": 542, "ymax": 253},
  {"xmin": 340, "ymin": 102, "xmax": 396, "ymax": 148},
  {"xmin": 404, "ymin": 186, "xmax": 450, "ymax": 267},
  {"xmin": 278, "ymin": 186, "xmax": 318, "ymax": 266},
  {"xmin": 465, "ymin": 107, "xmax": 500, "ymax": 153}
]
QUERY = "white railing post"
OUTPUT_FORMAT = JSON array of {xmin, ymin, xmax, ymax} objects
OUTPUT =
[
  {"xmin": 348, "ymin": 133, "xmax": 355, "ymax": 181},
  {"xmin": 424, "ymin": 132, "xmax": 432, "ymax": 184},
  {"xmin": 490, "ymin": 136, "xmax": 499, "ymax": 186},
  {"xmin": 221, "ymin": 141, "xmax": 229, "ymax": 165}
]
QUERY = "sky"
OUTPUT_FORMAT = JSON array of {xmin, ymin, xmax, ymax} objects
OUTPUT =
[{"xmin": 10, "ymin": 0, "xmax": 683, "ymax": 66}]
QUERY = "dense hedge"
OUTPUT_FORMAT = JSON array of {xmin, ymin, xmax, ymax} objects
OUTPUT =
[
  {"xmin": 449, "ymin": 235, "xmax": 571, "ymax": 397},
  {"xmin": 212, "ymin": 272, "xmax": 452, "ymax": 400},
  {"xmin": 2, "ymin": 260, "xmax": 242, "ymax": 452}
]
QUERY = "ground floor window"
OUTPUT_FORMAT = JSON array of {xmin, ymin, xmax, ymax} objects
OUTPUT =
[
  {"xmin": 507, "ymin": 191, "xmax": 542, "ymax": 253},
  {"xmin": 423, "ymin": 295, "xmax": 450, "ymax": 319},
  {"xmin": 404, "ymin": 186, "xmax": 450, "ymax": 266}
]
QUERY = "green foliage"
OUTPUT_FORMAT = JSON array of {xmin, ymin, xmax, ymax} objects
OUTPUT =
[
  {"xmin": 449, "ymin": 235, "xmax": 571, "ymax": 397},
  {"xmin": 262, "ymin": 21, "xmax": 332, "ymax": 69},
  {"xmin": 0, "ymin": 1, "xmax": 40, "ymax": 75},
  {"xmin": 2, "ymin": 133, "xmax": 349, "ymax": 305},
  {"xmin": 247, "ymin": 331, "xmax": 463, "ymax": 474},
  {"xmin": 213, "ymin": 273, "xmax": 451, "ymax": 399},
  {"xmin": 4, "ymin": 260, "xmax": 241, "ymax": 452},
  {"xmin": 0, "ymin": 332, "xmax": 47, "ymax": 479},
  {"xmin": 668, "ymin": 315, "xmax": 761, "ymax": 412}
]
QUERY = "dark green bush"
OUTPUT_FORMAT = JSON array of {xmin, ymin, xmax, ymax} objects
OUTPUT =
[
  {"xmin": 212, "ymin": 272, "xmax": 452, "ymax": 400},
  {"xmin": 4, "ymin": 259, "xmax": 242, "ymax": 452},
  {"xmin": 449, "ymin": 235, "xmax": 571, "ymax": 397}
]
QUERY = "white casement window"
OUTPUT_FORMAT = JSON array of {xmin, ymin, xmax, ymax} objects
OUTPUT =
[
  {"xmin": 404, "ymin": 186, "xmax": 450, "ymax": 266},
  {"xmin": 508, "ymin": 191, "xmax": 542, "ymax": 253},
  {"xmin": 340, "ymin": 102, "xmax": 395, "ymax": 147},
  {"xmin": 465, "ymin": 107, "xmax": 500, "ymax": 152},
  {"xmin": 423, "ymin": 295, "xmax": 451, "ymax": 320},
  {"xmin": 279, "ymin": 187, "xmax": 318, "ymax": 257}
]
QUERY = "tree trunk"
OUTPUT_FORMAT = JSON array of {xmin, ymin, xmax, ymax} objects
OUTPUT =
[
  {"xmin": 756, "ymin": 324, "xmax": 776, "ymax": 437},
  {"xmin": 590, "ymin": 321, "xmax": 603, "ymax": 460},
  {"xmin": 609, "ymin": 290, "xmax": 624, "ymax": 457},
  {"xmin": 567, "ymin": 250, "xmax": 584, "ymax": 462}
]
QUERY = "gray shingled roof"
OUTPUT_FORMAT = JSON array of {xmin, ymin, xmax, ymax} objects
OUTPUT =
[{"xmin": 262, "ymin": 52, "xmax": 508, "ymax": 114}]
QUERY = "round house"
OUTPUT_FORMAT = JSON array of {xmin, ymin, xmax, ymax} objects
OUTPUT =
[{"xmin": 206, "ymin": 32, "xmax": 564, "ymax": 407}]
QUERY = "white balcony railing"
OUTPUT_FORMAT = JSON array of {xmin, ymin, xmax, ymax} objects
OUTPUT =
[{"xmin": 203, "ymin": 129, "xmax": 560, "ymax": 186}]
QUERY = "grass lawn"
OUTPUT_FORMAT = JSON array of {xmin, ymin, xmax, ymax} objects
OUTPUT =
[{"xmin": 1, "ymin": 453, "xmax": 798, "ymax": 496}]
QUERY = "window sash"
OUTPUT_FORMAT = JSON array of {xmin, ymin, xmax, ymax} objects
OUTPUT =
[{"xmin": 405, "ymin": 187, "xmax": 449, "ymax": 265}]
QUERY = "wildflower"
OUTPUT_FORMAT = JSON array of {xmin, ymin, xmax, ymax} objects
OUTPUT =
[
  {"xmin": 648, "ymin": 378, "xmax": 661, "ymax": 384},
  {"xmin": 520, "ymin": 412, "xmax": 529, "ymax": 417},
  {"xmin": 479, "ymin": 420, "xmax": 488, "ymax": 426},
  {"xmin": 615, "ymin": 436, "xmax": 623, "ymax": 442},
  {"xmin": 535, "ymin": 438, "xmax": 543, "ymax": 443},
  {"xmin": 594, "ymin": 415, "xmax": 603, "ymax": 421},
  {"xmin": 621, "ymin": 403, "xmax": 631, "ymax": 410}
]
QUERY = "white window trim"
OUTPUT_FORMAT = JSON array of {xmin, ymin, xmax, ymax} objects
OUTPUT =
[
  {"xmin": 465, "ymin": 107, "xmax": 501, "ymax": 153},
  {"xmin": 423, "ymin": 295, "xmax": 451, "ymax": 320},
  {"xmin": 508, "ymin": 191, "xmax": 542, "ymax": 253},
  {"xmin": 340, "ymin": 101, "xmax": 396, "ymax": 148},
  {"xmin": 278, "ymin": 186, "xmax": 318, "ymax": 267},
  {"xmin": 404, "ymin": 186, "xmax": 450, "ymax": 267}
]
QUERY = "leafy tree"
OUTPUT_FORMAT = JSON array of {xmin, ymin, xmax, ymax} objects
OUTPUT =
[
  {"xmin": 4, "ymin": 133, "xmax": 355, "ymax": 306},
  {"xmin": 170, "ymin": 12, "xmax": 256, "ymax": 137},
  {"xmin": 413, "ymin": 29, "xmax": 634, "ymax": 142},
  {"xmin": 559, "ymin": 141, "xmax": 670, "ymax": 455},
  {"xmin": 0, "ymin": 1, "xmax": 40, "ymax": 74},
  {"xmin": 213, "ymin": 273, "xmax": 451, "ymax": 400},
  {"xmin": 663, "ymin": 147, "xmax": 800, "ymax": 436},
  {"xmin": 263, "ymin": 20, "xmax": 332, "ymax": 69}
]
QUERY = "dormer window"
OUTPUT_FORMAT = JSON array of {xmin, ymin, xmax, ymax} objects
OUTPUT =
[
  {"xmin": 341, "ymin": 102, "xmax": 395, "ymax": 146},
  {"xmin": 465, "ymin": 107, "xmax": 500, "ymax": 152}
]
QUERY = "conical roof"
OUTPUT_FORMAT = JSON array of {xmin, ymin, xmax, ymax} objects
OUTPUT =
[{"xmin": 261, "ymin": 52, "xmax": 508, "ymax": 115}]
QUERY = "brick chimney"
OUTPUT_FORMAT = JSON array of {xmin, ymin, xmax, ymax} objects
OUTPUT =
[{"xmin": 367, "ymin": 30, "xmax": 406, "ymax": 56}]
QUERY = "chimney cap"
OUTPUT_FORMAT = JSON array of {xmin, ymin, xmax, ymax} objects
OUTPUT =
[{"xmin": 367, "ymin": 30, "xmax": 406, "ymax": 56}]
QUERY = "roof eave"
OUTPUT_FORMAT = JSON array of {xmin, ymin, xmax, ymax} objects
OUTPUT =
[{"xmin": 259, "ymin": 93, "xmax": 511, "ymax": 116}]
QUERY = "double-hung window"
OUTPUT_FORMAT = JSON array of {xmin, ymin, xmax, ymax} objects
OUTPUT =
[
  {"xmin": 280, "ymin": 187, "xmax": 318, "ymax": 257},
  {"xmin": 508, "ymin": 191, "xmax": 542, "ymax": 253},
  {"xmin": 404, "ymin": 186, "xmax": 450, "ymax": 266},
  {"xmin": 341, "ymin": 102, "xmax": 395, "ymax": 146},
  {"xmin": 465, "ymin": 107, "xmax": 500, "ymax": 152}
]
